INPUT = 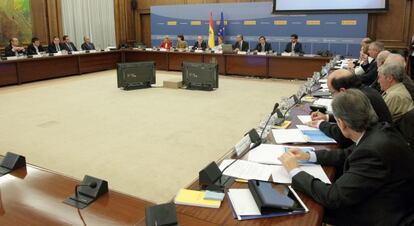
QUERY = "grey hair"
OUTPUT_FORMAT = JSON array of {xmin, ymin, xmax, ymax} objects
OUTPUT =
[
  {"xmin": 332, "ymin": 89, "xmax": 378, "ymax": 132},
  {"xmin": 378, "ymin": 63, "xmax": 405, "ymax": 82},
  {"xmin": 369, "ymin": 41, "xmax": 384, "ymax": 51}
]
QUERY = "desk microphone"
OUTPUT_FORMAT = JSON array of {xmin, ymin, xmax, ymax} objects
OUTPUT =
[
  {"xmin": 221, "ymin": 102, "xmax": 279, "ymax": 176},
  {"xmin": 259, "ymin": 103, "xmax": 280, "ymax": 139},
  {"xmin": 74, "ymin": 181, "xmax": 97, "ymax": 226},
  {"xmin": 276, "ymin": 93, "xmax": 307, "ymax": 126},
  {"xmin": 75, "ymin": 182, "xmax": 97, "ymax": 200}
]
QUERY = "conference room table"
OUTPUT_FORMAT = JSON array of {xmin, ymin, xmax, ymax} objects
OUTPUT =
[
  {"xmin": 0, "ymin": 102, "xmax": 336, "ymax": 226},
  {"xmin": 0, "ymin": 49, "xmax": 331, "ymax": 87}
]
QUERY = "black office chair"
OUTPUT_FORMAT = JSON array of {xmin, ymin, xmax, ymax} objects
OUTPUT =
[{"xmin": 396, "ymin": 109, "xmax": 414, "ymax": 152}]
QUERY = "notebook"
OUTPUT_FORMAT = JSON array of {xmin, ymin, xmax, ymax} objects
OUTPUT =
[{"xmin": 174, "ymin": 189, "xmax": 221, "ymax": 208}]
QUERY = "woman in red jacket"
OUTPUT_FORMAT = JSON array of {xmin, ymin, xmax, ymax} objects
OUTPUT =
[{"xmin": 159, "ymin": 36, "xmax": 172, "ymax": 49}]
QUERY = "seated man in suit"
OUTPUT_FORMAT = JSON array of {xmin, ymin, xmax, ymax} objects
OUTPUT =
[
  {"xmin": 192, "ymin": 35, "xmax": 207, "ymax": 51},
  {"xmin": 4, "ymin": 38, "xmax": 25, "ymax": 57},
  {"xmin": 81, "ymin": 36, "xmax": 96, "ymax": 50},
  {"xmin": 232, "ymin": 34, "xmax": 249, "ymax": 52},
  {"xmin": 62, "ymin": 35, "xmax": 78, "ymax": 52},
  {"xmin": 347, "ymin": 38, "xmax": 373, "ymax": 76},
  {"xmin": 159, "ymin": 35, "xmax": 172, "ymax": 49},
  {"xmin": 384, "ymin": 53, "xmax": 414, "ymax": 101},
  {"xmin": 48, "ymin": 36, "xmax": 63, "ymax": 53},
  {"xmin": 284, "ymin": 34, "xmax": 303, "ymax": 54},
  {"xmin": 358, "ymin": 41, "xmax": 383, "ymax": 86},
  {"xmin": 279, "ymin": 89, "xmax": 414, "ymax": 226},
  {"xmin": 254, "ymin": 36, "xmax": 272, "ymax": 53},
  {"xmin": 27, "ymin": 37, "xmax": 46, "ymax": 55},
  {"xmin": 378, "ymin": 62, "xmax": 414, "ymax": 122},
  {"xmin": 309, "ymin": 69, "xmax": 392, "ymax": 147}
]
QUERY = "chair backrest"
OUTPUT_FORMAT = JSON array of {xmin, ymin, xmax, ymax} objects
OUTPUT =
[{"xmin": 397, "ymin": 109, "xmax": 414, "ymax": 151}]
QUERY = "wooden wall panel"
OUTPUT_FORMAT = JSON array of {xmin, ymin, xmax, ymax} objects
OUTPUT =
[
  {"xmin": 368, "ymin": 0, "xmax": 413, "ymax": 50},
  {"xmin": 140, "ymin": 14, "xmax": 151, "ymax": 47}
]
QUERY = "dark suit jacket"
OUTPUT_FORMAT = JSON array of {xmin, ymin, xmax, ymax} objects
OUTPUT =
[
  {"xmin": 232, "ymin": 41, "xmax": 249, "ymax": 52},
  {"xmin": 284, "ymin": 42, "xmax": 303, "ymax": 53},
  {"xmin": 27, "ymin": 44, "xmax": 46, "ymax": 55},
  {"xmin": 62, "ymin": 42, "xmax": 78, "ymax": 52},
  {"xmin": 359, "ymin": 59, "xmax": 378, "ymax": 86},
  {"xmin": 4, "ymin": 45, "xmax": 25, "ymax": 57},
  {"xmin": 48, "ymin": 43, "xmax": 64, "ymax": 53},
  {"xmin": 319, "ymin": 86, "xmax": 393, "ymax": 148},
  {"xmin": 192, "ymin": 41, "xmax": 207, "ymax": 51},
  {"xmin": 81, "ymin": 42, "xmax": 96, "ymax": 50},
  {"xmin": 254, "ymin": 42, "xmax": 272, "ymax": 52},
  {"xmin": 293, "ymin": 123, "xmax": 414, "ymax": 226}
]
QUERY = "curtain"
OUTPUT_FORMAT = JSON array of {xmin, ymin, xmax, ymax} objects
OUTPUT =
[{"xmin": 61, "ymin": 0, "xmax": 116, "ymax": 49}]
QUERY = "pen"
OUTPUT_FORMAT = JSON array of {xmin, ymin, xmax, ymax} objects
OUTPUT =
[{"xmin": 235, "ymin": 179, "xmax": 248, "ymax": 183}]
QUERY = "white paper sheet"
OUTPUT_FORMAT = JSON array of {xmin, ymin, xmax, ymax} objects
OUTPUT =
[
  {"xmin": 272, "ymin": 129, "xmax": 307, "ymax": 144},
  {"xmin": 297, "ymin": 115, "xmax": 312, "ymax": 124},
  {"xmin": 248, "ymin": 144, "xmax": 316, "ymax": 165},
  {"xmin": 228, "ymin": 189, "xmax": 261, "ymax": 216},
  {"xmin": 219, "ymin": 160, "xmax": 272, "ymax": 181},
  {"xmin": 271, "ymin": 165, "xmax": 331, "ymax": 184},
  {"xmin": 314, "ymin": 98, "xmax": 333, "ymax": 112}
]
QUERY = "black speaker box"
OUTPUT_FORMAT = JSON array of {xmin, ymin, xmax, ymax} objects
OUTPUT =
[{"xmin": 0, "ymin": 152, "xmax": 26, "ymax": 176}]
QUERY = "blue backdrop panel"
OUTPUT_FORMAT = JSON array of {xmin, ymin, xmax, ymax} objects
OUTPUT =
[{"xmin": 151, "ymin": 2, "xmax": 367, "ymax": 57}]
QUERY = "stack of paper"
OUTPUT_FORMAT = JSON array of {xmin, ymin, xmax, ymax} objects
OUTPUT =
[{"xmin": 174, "ymin": 189, "xmax": 221, "ymax": 208}]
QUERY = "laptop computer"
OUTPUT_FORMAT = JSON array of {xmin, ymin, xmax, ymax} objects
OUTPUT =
[{"xmin": 222, "ymin": 44, "xmax": 233, "ymax": 54}]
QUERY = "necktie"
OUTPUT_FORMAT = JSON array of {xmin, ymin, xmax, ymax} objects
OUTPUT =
[
  {"xmin": 56, "ymin": 45, "xmax": 60, "ymax": 51},
  {"xmin": 67, "ymin": 43, "xmax": 73, "ymax": 51},
  {"xmin": 35, "ymin": 46, "xmax": 39, "ymax": 54}
]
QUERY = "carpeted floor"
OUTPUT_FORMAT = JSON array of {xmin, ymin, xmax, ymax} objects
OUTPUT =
[{"xmin": 0, "ymin": 70, "xmax": 303, "ymax": 203}]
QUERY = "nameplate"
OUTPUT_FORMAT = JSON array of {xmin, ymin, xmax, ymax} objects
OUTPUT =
[
  {"xmin": 281, "ymin": 52, "xmax": 291, "ymax": 56},
  {"xmin": 195, "ymin": 50, "xmax": 204, "ymax": 53},
  {"xmin": 54, "ymin": 52, "xmax": 63, "ymax": 56},
  {"xmin": 257, "ymin": 52, "xmax": 267, "ymax": 56},
  {"xmin": 89, "ymin": 50, "xmax": 97, "ymax": 53},
  {"xmin": 145, "ymin": 48, "xmax": 153, "ymax": 51},
  {"xmin": 32, "ymin": 54, "xmax": 42, "ymax": 58},
  {"xmin": 237, "ymin": 51, "xmax": 247, "ymax": 55},
  {"xmin": 6, "ymin": 56, "xmax": 18, "ymax": 60},
  {"xmin": 159, "ymin": 48, "xmax": 168, "ymax": 52},
  {"xmin": 234, "ymin": 134, "xmax": 252, "ymax": 157},
  {"xmin": 215, "ymin": 50, "xmax": 223, "ymax": 54}
]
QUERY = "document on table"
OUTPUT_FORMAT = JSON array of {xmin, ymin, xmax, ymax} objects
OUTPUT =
[
  {"xmin": 228, "ymin": 189, "xmax": 261, "ymax": 216},
  {"xmin": 248, "ymin": 144, "xmax": 315, "ymax": 165},
  {"xmin": 314, "ymin": 98, "xmax": 333, "ymax": 112},
  {"xmin": 219, "ymin": 160, "xmax": 272, "ymax": 181},
  {"xmin": 271, "ymin": 164, "xmax": 331, "ymax": 184},
  {"xmin": 297, "ymin": 115, "xmax": 312, "ymax": 124},
  {"xmin": 272, "ymin": 129, "xmax": 308, "ymax": 144}
]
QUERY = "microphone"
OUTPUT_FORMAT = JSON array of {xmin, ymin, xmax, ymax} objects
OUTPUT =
[
  {"xmin": 74, "ymin": 182, "xmax": 97, "ymax": 226},
  {"xmin": 276, "ymin": 93, "xmax": 307, "ymax": 126},
  {"xmin": 259, "ymin": 103, "xmax": 279, "ymax": 140},
  {"xmin": 221, "ymin": 103, "xmax": 279, "ymax": 176},
  {"xmin": 75, "ymin": 182, "xmax": 97, "ymax": 200}
]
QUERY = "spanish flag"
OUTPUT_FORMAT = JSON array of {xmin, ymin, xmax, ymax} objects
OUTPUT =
[{"xmin": 208, "ymin": 12, "xmax": 215, "ymax": 48}]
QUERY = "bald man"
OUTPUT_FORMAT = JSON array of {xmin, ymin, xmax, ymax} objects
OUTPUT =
[
  {"xmin": 383, "ymin": 54, "xmax": 414, "ymax": 101},
  {"xmin": 309, "ymin": 69, "xmax": 392, "ymax": 147}
]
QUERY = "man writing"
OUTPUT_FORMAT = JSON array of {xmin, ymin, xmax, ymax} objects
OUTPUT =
[{"xmin": 279, "ymin": 89, "xmax": 414, "ymax": 226}]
